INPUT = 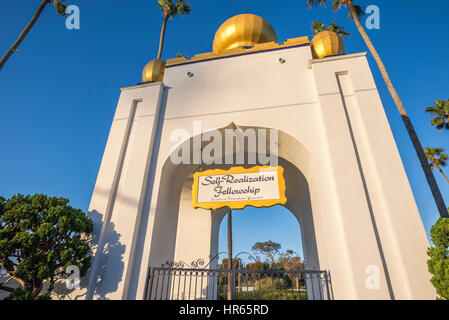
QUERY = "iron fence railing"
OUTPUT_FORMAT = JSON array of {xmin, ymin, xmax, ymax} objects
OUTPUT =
[{"xmin": 145, "ymin": 267, "xmax": 332, "ymax": 300}]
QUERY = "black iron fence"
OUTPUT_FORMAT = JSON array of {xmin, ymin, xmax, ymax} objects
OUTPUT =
[{"xmin": 145, "ymin": 267, "xmax": 332, "ymax": 300}]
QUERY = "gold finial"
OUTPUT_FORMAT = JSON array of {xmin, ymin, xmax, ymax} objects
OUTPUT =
[
  {"xmin": 311, "ymin": 31, "xmax": 345, "ymax": 59},
  {"xmin": 142, "ymin": 59, "xmax": 166, "ymax": 83},
  {"xmin": 213, "ymin": 14, "xmax": 278, "ymax": 54}
]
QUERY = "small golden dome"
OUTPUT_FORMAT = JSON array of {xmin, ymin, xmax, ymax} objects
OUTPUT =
[
  {"xmin": 213, "ymin": 14, "xmax": 278, "ymax": 54},
  {"xmin": 311, "ymin": 31, "xmax": 345, "ymax": 59},
  {"xmin": 142, "ymin": 59, "xmax": 166, "ymax": 83}
]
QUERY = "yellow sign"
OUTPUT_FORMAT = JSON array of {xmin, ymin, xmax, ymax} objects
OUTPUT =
[{"xmin": 192, "ymin": 166, "xmax": 287, "ymax": 210}]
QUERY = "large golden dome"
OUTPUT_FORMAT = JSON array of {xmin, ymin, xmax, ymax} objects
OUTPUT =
[{"xmin": 213, "ymin": 14, "xmax": 278, "ymax": 54}]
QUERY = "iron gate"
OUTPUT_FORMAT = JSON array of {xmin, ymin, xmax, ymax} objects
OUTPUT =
[{"xmin": 145, "ymin": 267, "xmax": 332, "ymax": 300}]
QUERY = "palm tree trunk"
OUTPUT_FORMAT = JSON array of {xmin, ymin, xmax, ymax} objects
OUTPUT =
[
  {"xmin": 0, "ymin": 0, "xmax": 50, "ymax": 71},
  {"xmin": 237, "ymin": 262, "xmax": 242, "ymax": 292},
  {"xmin": 348, "ymin": 3, "xmax": 448, "ymax": 218},
  {"xmin": 439, "ymin": 169, "xmax": 449, "ymax": 186},
  {"xmin": 157, "ymin": 15, "xmax": 169, "ymax": 60},
  {"xmin": 227, "ymin": 209, "xmax": 234, "ymax": 300}
]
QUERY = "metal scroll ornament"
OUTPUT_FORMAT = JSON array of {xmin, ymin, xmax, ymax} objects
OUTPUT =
[{"xmin": 161, "ymin": 252, "xmax": 263, "ymax": 269}]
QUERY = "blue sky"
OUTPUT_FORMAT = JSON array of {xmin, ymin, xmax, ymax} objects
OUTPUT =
[{"xmin": 1, "ymin": 0, "xmax": 448, "ymax": 262}]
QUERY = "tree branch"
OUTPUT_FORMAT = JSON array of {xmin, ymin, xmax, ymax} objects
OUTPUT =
[
  {"xmin": 0, "ymin": 284, "xmax": 14, "ymax": 293},
  {"xmin": 3, "ymin": 272, "xmax": 25, "ymax": 287},
  {"xmin": 0, "ymin": 0, "xmax": 51, "ymax": 71}
]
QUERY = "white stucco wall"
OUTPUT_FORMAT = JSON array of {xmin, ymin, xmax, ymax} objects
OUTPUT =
[{"xmin": 84, "ymin": 44, "xmax": 435, "ymax": 300}]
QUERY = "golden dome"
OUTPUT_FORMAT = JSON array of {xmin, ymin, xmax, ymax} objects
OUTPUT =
[
  {"xmin": 142, "ymin": 59, "xmax": 166, "ymax": 83},
  {"xmin": 213, "ymin": 14, "xmax": 278, "ymax": 54},
  {"xmin": 311, "ymin": 31, "xmax": 345, "ymax": 59}
]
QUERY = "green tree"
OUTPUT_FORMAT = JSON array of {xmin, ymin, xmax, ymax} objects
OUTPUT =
[
  {"xmin": 218, "ymin": 258, "xmax": 242, "ymax": 270},
  {"xmin": 0, "ymin": 0, "xmax": 69, "ymax": 71},
  {"xmin": 425, "ymin": 147, "xmax": 449, "ymax": 186},
  {"xmin": 426, "ymin": 99, "xmax": 449, "ymax": 131},
  {"xmin": 311, "ymin": 20, "xmax": 351, "ymax": 37},
  {"xmin": 0, "ymin": 194, "xmax": 92, "ymax": 300},
  {"xmin": 278, "ymin": 250, "xmax": 305, "ymax": 271},
  {"xmin": 307, "ymin": 0, "xmax": 448, "ymax": 218},
  {"xmin": 254, "ymin": 277, "xmax": 288, "ymax": 291},
  {"xmin": 252, "ymin": 241, "xmax": 281, "ymax": 267},
  {"xmin": 156, "ymin": 0, "xmax": 192, "ymax": 60},
  {"xmin": 278, "ymin": 250, "xmax": 305, "ymax": 290},
  {"xmin": 246, "ymin": 260, "xmax": 270, "ymax": 271},
  {"xmin": 427, "ymin": 216, "xmax": 449, "ymax": 299}
]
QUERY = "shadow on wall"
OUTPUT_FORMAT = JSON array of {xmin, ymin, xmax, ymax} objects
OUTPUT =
[{"xmin": 53, "ymin": 210, "xmax": 126, "ymax": 300}]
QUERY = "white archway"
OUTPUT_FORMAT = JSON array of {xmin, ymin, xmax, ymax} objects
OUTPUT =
[{"xmin": 143, "ymin": 124, "xmax": 324, "ymax": 299}]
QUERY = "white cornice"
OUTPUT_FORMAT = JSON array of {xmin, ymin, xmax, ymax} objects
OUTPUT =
[
  {"xmin": 308, "ymin": 52, "xmax": 368, "ymax": 69},
  {"xmin": 120, "ymin": 82, "xmax": 166, "ymax": 92}
]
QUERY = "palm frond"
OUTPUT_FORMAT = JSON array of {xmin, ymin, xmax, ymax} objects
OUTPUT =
[
  {"xmin": 347, "ymin": 4, "xmax": 365, "ymax": 20},
  {"xmin": 332, "ymin": 0, "xmax": 343, "ymax": 11},
  {"xmin": 311, "ymin": 20, "xmax": 351, "ymax": 38},
  {"xmin": 158, "ymin": 0, "xmax": 191, "ymax": 18},
  {"xmin": 176, "ymin": 53, "xmax": 190, "ymax": 59},
  {"xmin": 328, "ymin": 21, "xmax": 351, "ymax": 37},
  {"xmin": 430, "ymin": 117, "xmax": 445, "ymax": 126},
  {"xmin": 426, "ymin": 99, "xmax": 449, "ymax": 130},
  {"xmin": 439, "ymin": 154, "xmax": 449, "ymax": 166},
  {"xmin": 158, "ymin": 0, "xmax": 174, "ymax": 15},
  {"xmin": 157, "ymin": 0, "xmax": 171, "ymax": 10},
  {"xmin": 307, "ymin": 0, "xmax": 327, "ymax": 8},
  {"xmin": 426, "ymin": 106, "xmax": 441, "ymax": 115},
  {"xmin": 430, "ymin": 116, "xmax": 448, "ymax": 130},
  {"xmin": 53, "ymin": 0, "xmax": 67, "ymax": 16},
  {"xmin": 435, "ymin": 99, "xmax": 448, "ymax": 109},
  {"xmin": 176, "ymin": 0, "xmax": 192, "ymax": 17},
  {"xmin": 425, "ymin": 147, "xmax": 448, "ymax": 168},
  {"xmin": 311, "ymin": 21, "xmax": 326, "ymax": 34}
]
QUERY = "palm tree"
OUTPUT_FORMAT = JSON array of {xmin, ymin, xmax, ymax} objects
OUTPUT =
[
  {"xmin": 307, "ymin": 0, "xmax": 448, "ymax": 218},
  {"xmin": 311, "ymin": 20, "xmax": 351, "ymax": 37},
  {"xmin": 425, "ymin": 148, "xmax": 449, "ymax": 186},
  {"xmin": 425, "ymin": 99, "xmax": 449, "ymax": 131},
  {"xmin": 0, "ymin": 0, "xmax": 68, "ymax": 71},
  {"xmin": 156, "ymin": 0, "xmax": 191, "ymax": 60}
]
